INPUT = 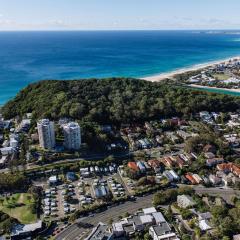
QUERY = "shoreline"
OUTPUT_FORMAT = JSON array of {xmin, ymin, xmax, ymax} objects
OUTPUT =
[
  {"xmin": 141, "ymin": 56, "xmax": 240, "ymax": 82},
  {"xmin": 189, "ymin": 84, "xmax": 240, "ymax": 94}
]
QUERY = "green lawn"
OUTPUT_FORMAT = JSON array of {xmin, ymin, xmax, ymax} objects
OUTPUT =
[
  {"xmin": 0, "ymin": 193, "xmax": 37, "ymax": 224},
  {"xmin": 212, "ymin": 73, "xmax": 230, "ymax": 81}
]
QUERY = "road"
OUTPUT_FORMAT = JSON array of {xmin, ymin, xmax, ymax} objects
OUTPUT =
[
  {"xmin": 55, "ymin": 185, "xmax": 240, "ymax": 240},
  {"xmin": 193, "ymin": 185, "xmax": 240, "ymax": 203},
  {"xmin": 0, "ymin": 147, "xmax": 181, "ymax": 174},
  {"xmin": 0, "ymin": 151, "xmax": 132, "ymax": 174},
  {"xmin": 55, "ymin": 194, "xmax": 155, "ymax": 240}
]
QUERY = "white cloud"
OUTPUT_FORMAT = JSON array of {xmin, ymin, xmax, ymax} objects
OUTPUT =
[{"xmin": 0, "ymin": 16, "xmax": 240, "ymax": 30}]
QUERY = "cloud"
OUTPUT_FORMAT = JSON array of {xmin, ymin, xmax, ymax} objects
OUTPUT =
[{"xmin": 0, "ymin": 16, "xmax": 240, "ymax": 30}]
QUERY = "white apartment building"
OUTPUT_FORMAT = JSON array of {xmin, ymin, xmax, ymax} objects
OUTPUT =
[
  {"xmin": 63, "ymin": 122, "xmax": 81, "ymax": 150},
  {"xmin": 37, "ymin": 119, "xmax": 56, "ymax": 150}
]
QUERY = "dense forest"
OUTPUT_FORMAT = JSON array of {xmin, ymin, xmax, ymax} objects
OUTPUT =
[{"xmin": 2, "ymin": 78, "xmax": 240, "ymax": 123}]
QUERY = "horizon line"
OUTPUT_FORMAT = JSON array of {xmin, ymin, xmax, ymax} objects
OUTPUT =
[{"xmin": 0, "ymin": 29, "xmax": 240, "ymax": 32}]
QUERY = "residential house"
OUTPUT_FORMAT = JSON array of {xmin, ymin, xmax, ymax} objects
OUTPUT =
[
  {"xmin": 165, "ymin": 132, "xmax": 179, "ymax": 143},
  {"xmin": 169, "ymin": 170, "xmax": 179, "ymax": 181},
  {"xmin": 232, "ymin": 164, "xmax": 240, "ymax": 178},
  {"xmin": 11, "ymin": 220, "xmax": 43, "ymax": 240},
  {"xmin": 198, "ymin": 212, "xmax": 212, "ymax": 221},
  {"xmin": 113, "ymin": 207, "xmax": 166, "ymax": 237},
  {"xmin": 0, "ymin": 155, "xmax": 8, "ymax": 168},
  {"xmin": 152, "ymin": 212, "xmax": 167, "ymax": 225},
  {"xmin": 179, "ymin": 153, "xmax": 192, "ymax": 162},
  {"xmin": 128, "ymin": 162, "xmax": 139, "ymax": 172},
  {"xmin": 192, "ymin": 174, "xmax": 202, "ymax": 184},
  {"xmin": 199, "ymin": 219, "xmax": 212, "ymax": 231},
  {"xmin": 177, "ymin": 130, "xmax": 191, "ymax": 140},
  {"xmin": 203, "ymin": 144, "xmax": 216, "ymax": 154},
  {"xmin": 206, "ymin": 157, "xmax": 224, "ymax": 167},
  {"xmin": 112, "ymin": 219, "xmax": 130, "ymax": 237},
  {"xmin": 185, "ymin": 173, "xmax": 197, "ymax": 185},
  {"xmin": 86, "ymin": 222, "xmax": 113, "ymax": 240},
  {"xmin": 222, "ymin": 173, "xmax": 234, "ymax": 186},
  {"xmin": 148, "ymin": 159, "xmax": 162, "ymax": 173},
  {"xmin": 162, "ymin": 157, "xmax": 174, "ymax": 168},
  {"xmin": 149, "ymin": 223, "xmax": 179, "ymax": 240},
  {"xmin": 233, "ymin": 234, "xmax": 240, "ymax": 240},
  {"xmin": 177, "ymin": 195, "xmax": 196, "ymax": 209},
  {"xmin": 217, "ymin": 163, "xmax": 240, "ymax": 178},
  {"xmin": 191, "ymin": 152, "xmax": 198, "ymax": 160},
  {"xmin": 198, "ymin": 212, "xmax": 213, "ymax": 231},
  {"xmin": 143, "ymin": 161, "xmax": 152, "ymax": 171},
  {"xmin": 137, "ymin": 161, "xmax": 146, "ymax": 173},
  {"xmin": 204, "ymin": 152, "xmax": 216, "ymax": 159},
  {"xmin": 209, "ymin": 174, "xmax": 222, "ymax": 185},
  {"xmin": 217, "ymin": 163, "xmax": 232, "ymax": 173},
  {"xmin": 174, "ymin": 156, "xmax": 187, "ymax": 168},
  {"xmin": 0, "ymin": 147, "xmax": 14, "ymax": 155},
  {"xmin": 163, "ymin": 171, "xmax": 175, "ymax": 182}
]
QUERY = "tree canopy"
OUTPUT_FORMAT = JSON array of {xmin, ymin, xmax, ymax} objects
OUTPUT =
[{"xmin": 2, "ymin": 78, "xmax": 240, "ymax": 124}]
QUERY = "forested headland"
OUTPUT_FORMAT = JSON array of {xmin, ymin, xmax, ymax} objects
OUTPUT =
[{"xmin": 2, "ymin": 78, "xmax": 240, "ymax": 123}]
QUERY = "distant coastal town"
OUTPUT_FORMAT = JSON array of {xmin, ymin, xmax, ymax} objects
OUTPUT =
[{"xmin": 143, "ymin": 57, "xmax": 240, "ymax": 95}]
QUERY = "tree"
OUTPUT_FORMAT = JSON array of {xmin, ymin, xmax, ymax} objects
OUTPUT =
[
  {"xmin": 194, "ymin": 227, "xmax": 201, "ymax": 239},
  {"xmin": 5, "ymin": 197, "xmax": 9, "ymax": 204},
  {"xmin": 165, "ymin": 205, "xmax": 173, "ymax": 222},
  {"xmin": 222, "ymin": 237, "xmax": 230, "ymax": 240},
  {"xmin": 26, "ymin": 195, "xmax": 32, "ymax": 203},
  {"xmin": 108, "ymin": 218, "xmax": 113, "ymax": 225},
  {"xmin": 153, "ymin": 189, "xmax": 178, "ymax": 206},
  {"xmin": 2, "ymin": 218, "xmax": 16, "ymax": 234},
  {"xmin": 3, "ymin": 78, "xmax": 240, "ymax": 124},
  {"xmin": 144, "ymin": 232, "xmax": 151, "ymax": 240},
  {"xmin": 0, "ymin": 173, "xmax": 28, "ymax": 192},
  {"xmin": 124, "ymin": 212, "xmax": 130, "ymax": 218},
  {"xmin": 182, "ymin": 235, "xmax": 191, "ymax": 240},
  {"xmin": 211, "ymin": 206, "xmax": 227, "ymax": 221},
  {"xmin": 218, "ymin": 216, "xmax": 238, "ymax": 237},
  {"xmin": 178, "ymin": 186, "xmax": 194, "ymax": 195}
]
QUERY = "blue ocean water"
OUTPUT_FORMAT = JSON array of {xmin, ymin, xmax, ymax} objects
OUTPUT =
[{"xmin": 1, "ymin": 30, "xmax": 240, "ymax": 104}]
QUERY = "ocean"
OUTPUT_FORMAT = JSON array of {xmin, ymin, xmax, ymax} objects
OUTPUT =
[{"xmin": 1, "ymin": 30, "xmax": 240, "ymax": 104}]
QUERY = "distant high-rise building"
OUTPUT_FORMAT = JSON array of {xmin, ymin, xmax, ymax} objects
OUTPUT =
[
  {"xmin": 37, "ymin": 119, "xmax": 55, "ymax": 150},
  {"xmin": 63, "ymin": 122, "xmax": 81, "ymax": 150}
]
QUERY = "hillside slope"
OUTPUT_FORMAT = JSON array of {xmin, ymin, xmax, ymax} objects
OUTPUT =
[{"xmin": 2, "ymin": 78, "xmax": 240, "ymax": 123}]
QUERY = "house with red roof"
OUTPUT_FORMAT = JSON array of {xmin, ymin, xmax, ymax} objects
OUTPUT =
[
  {"xmin": 127, "ymin": 162, "xmax": 139, "ymax": 172},
  {"xmin": 185, "ymin": 173, "xmax": 197, "ymax": 185}
]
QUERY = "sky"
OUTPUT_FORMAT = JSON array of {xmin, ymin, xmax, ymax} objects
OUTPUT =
[{"xmin": 0, "ymin": 0, "xmax": 240, "ymax": 30}]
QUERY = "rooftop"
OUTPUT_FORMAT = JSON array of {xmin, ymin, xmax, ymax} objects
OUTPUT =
[
  {"xmin": 143, "ymin": 207, "xmax": 157, "ymax": 215},
  {"xmin": 86, "ymin": 222, "xmax": 112, "ymax": 240},
  {"xmin": 151, "ymin": 222, "xmax": 171, "ymax": 236},
  {"xmin": 11, "ymin": 220, "xmax": 42, "ymax": 237}
]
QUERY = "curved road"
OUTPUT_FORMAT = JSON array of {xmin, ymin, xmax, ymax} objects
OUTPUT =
[
  {"xmin": 55, "ymin": 194, "xmax": 154, "ymax": 240},
  {"xmin": 55, "ymin": 186, "xmax": 240, "ymax": 240}
]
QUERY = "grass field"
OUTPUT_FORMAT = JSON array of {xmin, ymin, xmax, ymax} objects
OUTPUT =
[
  {"xmin": 0, "ymin": 193, "xmax": 37, "ymax": 224},
  {"xmin": 212, "ymin": 73, "xmax": 230, "ymax": 81}
]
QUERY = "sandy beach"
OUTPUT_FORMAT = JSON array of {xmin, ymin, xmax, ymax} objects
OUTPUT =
[{"xmin": 142, "ymin": 56, "xmax": 240, "ymax": 82}]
